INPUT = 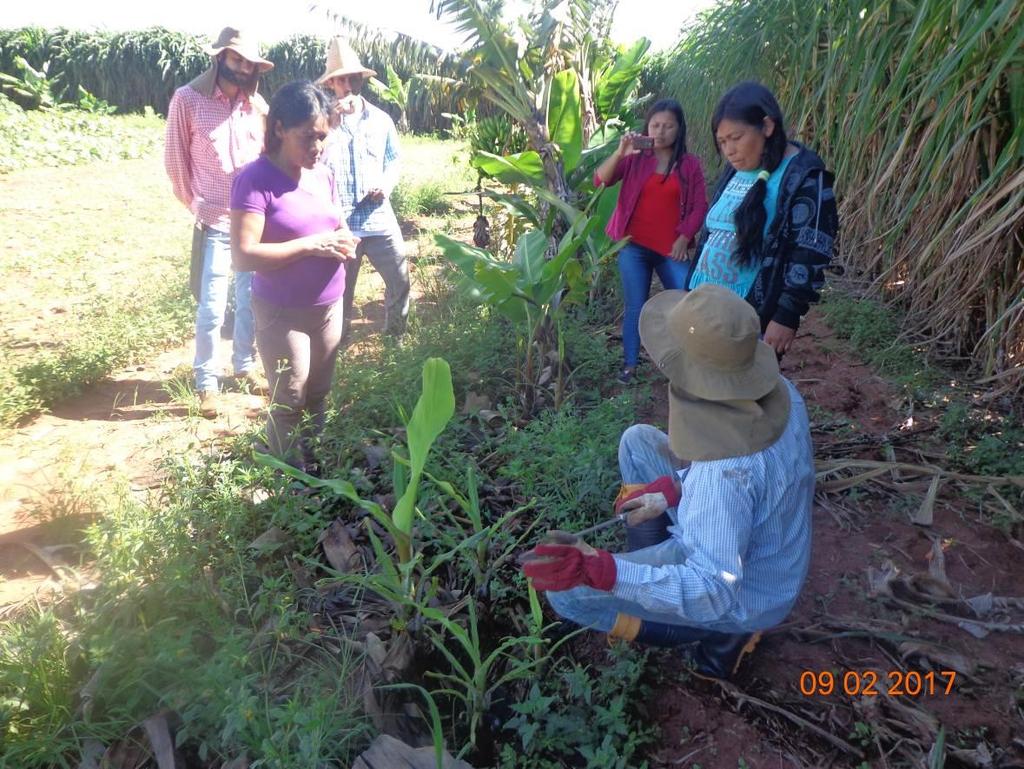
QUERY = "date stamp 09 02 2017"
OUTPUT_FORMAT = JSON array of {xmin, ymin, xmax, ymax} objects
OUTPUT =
[{"xmin": 799, "ymin": 670, "xmax": 957, "ymax": 697}]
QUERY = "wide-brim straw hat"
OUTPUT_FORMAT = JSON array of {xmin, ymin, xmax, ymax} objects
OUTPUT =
[
  {"xmin": 205, "ymin": 27, "xmax": 274, "ymax": 72},
  {"xmin": 639, "ymin": 285, "xmax": 790, "ymax": 460},
  {"xmin": 318, "ymin": 37, "xmax": 376, "ymax": 83}
]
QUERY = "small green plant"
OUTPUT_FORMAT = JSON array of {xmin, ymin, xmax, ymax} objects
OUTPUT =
[
  {"xmin": 849, "ymin": 720, "xmax": 875, "ymax": 748},
  {"xmin": 928, "ymin": 725, "xmax": 947, "ymax": 769},
  {"xmin": 75, "ymin": 85, "xmax": 116, "ymax": 115},
  {"xmin": 938, "ymin": 402, "xmax": 1024, "ymax": 478},
  {"xmin": 367, "ymin": 63, "xmax": 411, "ymax": 131},
  {"xmin": 392, "ymin": 178, "xmax": 454, "ymax": 218},
  {"xmin": 497, "ymin": 646, "xmax": 654, "ymax": 768}
]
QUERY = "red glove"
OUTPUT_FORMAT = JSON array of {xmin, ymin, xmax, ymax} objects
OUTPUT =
[
  {"xmin": 614, "ymin": 475, "xmax": 681, "ymax": 515},
  {"xmin": 521, "ymin": 544, "xmax": 616, "ymax": 592}
]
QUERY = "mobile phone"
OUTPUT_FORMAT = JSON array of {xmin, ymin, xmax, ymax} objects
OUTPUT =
[{"xmin": 633, "ymin": 136, "xmax": 655, "ymax": 150}]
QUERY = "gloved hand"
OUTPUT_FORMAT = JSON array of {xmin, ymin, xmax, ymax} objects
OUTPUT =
[
  {"xmin": 613, "ymin": 475, "xmax": 681, "ymax": 525},
  {"xmin": 520, "ymin": 536, "xmax": 616, "ymax": 592}
]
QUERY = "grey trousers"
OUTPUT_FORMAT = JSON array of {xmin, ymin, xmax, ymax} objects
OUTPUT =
[
  {"xmin": 252, "ymin": 296, "xmax": 344, "ymax": 470},
  {"xmin": 342, "ymin": 230, "xmax": 410, "ymax": 338}
]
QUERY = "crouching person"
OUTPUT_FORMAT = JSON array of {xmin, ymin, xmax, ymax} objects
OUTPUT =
[{"xmin": 521, "ymin": 284, "xmax": 814, "ymax": 678}]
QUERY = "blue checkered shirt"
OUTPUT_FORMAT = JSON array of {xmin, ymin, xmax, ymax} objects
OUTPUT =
[
  {"xmin": 612, "ymin": 380, "xmax": 814, "ymax": 632},
  {"xmin": 321, "ymin": 99, "xmax": 400, "ymax": 237}
]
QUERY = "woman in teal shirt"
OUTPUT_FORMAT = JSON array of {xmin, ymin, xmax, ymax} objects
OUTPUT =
[{"xmin": 688, "ymin": 82, "xmax": 838, "ymax": 357}]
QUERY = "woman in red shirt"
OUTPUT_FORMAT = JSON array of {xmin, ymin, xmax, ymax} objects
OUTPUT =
[{"xmin": 595, "ymin": 99, "xmax": 708, "ymax": 384}]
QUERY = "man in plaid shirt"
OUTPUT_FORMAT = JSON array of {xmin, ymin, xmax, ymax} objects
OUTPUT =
[
  {"xmin": 164, "ymin": 27, "xmax": 272, "ymax": 417},
  {"xmin": 318, "ymin": 38, "xmax": 410, "ymax": 340}
]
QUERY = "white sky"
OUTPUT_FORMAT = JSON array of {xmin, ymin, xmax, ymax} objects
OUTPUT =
[{"xmin": 3, "ymin": 0, "xmax": 717, "ymax": 53}]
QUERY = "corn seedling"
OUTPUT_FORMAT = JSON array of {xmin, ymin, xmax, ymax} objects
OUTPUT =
[{"xmin": 256, "ymin": 357, "xmax": 454, "ymax": 568}]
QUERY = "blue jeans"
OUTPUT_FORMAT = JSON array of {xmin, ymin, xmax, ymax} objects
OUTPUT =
[
  {"xmin": 617, "ymin": 243, "xmax": 691, "ymax": 368},
  {"xmin": 193, "ymin": 227, "xmax": 255, "ymax": 392},
  {"xmin": 547, "ymin": 425, "xmax": 690, "ymax": 632}
]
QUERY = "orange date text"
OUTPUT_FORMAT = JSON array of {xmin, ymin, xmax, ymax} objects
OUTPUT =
[{"xmin": 798, "ymin": 669, "xmax": 956, "ymax": 697}]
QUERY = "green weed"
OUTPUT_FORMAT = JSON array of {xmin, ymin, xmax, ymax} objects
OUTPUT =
[
  {"xmin": 497, "ymin": 645, "xmax": 655, "ymax": 768},
  {"xmin": 0, "ymin": 452, "xmax": 371, "ymax": 767},
  {"xmin": 498, "ymin": 395, "xmax": 636, "ymax": 535},
  {"xmin": 819, "ymin": 289, "xmax": 940, "ymax": 392},
  {"xmin": 938, "ymin": 402, "xmax": 1024, "ymax": 478},
  {"xmin": 393, "ymin": 179, "xmax": 455, "ymax": 218}
]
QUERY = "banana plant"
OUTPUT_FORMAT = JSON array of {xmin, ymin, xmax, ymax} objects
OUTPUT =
[
  {"xmin": 464, "ymin": 33, "xmax": 650, "ymax": 195},
  {"xmin": 368, "ymin": 63, "xmax": 411, "ymax": 131},
  {"xmin": 431, "ymin": 0, "xmax": 590, "ymax": 206},
  {"xmin": 436, "ymin": 187, "xmax": 626, "ymax": 413},
  {"xmin": 464, "ymin": 33, "xmax": 649, "ymax": 289},
  {"xmin": 0, "ymin": 56, "xmax": 59, "ymax": 110}
]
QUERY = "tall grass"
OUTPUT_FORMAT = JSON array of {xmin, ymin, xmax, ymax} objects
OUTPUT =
[{"xmin": 648, "ymin": 0, "xmax": 1024, "ymax": 394}]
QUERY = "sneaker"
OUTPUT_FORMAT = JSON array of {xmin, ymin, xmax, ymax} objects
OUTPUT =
[
  {"xmin": 198, "ymin": 390, "xmax": 220, "ymax": 419},
  {"xmin": 616, "ymin": 367, "xmax": 635, "ymax": 385}
]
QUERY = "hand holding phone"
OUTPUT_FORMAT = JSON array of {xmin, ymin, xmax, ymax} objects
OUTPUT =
[{"xmin": 633, "ymin": 136, "xmax": 655, "ymax": 150}]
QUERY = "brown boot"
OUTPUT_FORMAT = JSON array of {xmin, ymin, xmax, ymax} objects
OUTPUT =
[{"xmin": 198, "ymin": 390, "xmax": 220, "ymax": 419}]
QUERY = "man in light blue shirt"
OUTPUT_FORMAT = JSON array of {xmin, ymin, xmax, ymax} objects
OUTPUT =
[
  {"xmin": 319, "ymin": 38, "xmax": 410, "ymax": 340},
  {"xmin": 522, "ymin": 284, "xmax": 814, "ymax": 678}
]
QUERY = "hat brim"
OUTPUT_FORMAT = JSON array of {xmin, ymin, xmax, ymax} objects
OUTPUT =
[
  {"xmin": 639, "ymin": 289, "xmax": 780, "ymax": 401},
  {"xmin": 207, "ymin": 43, "xmax": 274, "ymax": 72},
  {"xmin": 668, "ymin": 379, "xmax": 791, "ymax": 461},
  {"xmin": 317, "ymin": 66, "xmax": 377, "ymax": 84}
]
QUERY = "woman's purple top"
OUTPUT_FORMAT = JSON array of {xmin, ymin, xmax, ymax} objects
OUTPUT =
[{"xmin": 231, "ymin": 156, "xmax": 345, "ymax": 307}]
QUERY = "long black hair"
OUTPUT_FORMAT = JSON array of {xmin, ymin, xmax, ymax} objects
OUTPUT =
[
  {"xmin": 264, "ymin": 80, "xmax": 331, "ymax": 156},
  {"xmin": 711, "ymin": 82, "xmax": 788, "ymax": 265},
  {"xmin": 643, "ymin": 98, "xmax": 688, "ymax": 182}
]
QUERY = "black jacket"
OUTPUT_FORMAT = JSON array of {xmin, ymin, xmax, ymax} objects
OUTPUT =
[{"xmin": 689, "ymin": 142, "xmax": 838, "ymax": 331}]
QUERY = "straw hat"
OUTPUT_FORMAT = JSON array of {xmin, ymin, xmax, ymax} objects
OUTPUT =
[
  {"xmin": 639, "ymin": 285, "xmax": 791, "ymax": 460},
  {"xmin": 318, "ymin": 37, "xmax": 377, "ymax": 84},
  {"xmin": 205, "ymin": 27, "xmax": 274, "ymax": 72}
]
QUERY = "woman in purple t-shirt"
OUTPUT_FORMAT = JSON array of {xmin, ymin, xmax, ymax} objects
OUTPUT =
[{"xmin": 231, "ymin": 80, "xmax": 357, "ymax": 471}]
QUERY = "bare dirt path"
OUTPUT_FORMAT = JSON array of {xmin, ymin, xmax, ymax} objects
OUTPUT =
[{"xmin": 0, "ymin": 267, "xmax": 402, "ymax": 608}]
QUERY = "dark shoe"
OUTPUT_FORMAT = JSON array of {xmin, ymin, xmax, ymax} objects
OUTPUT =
[
  {"xmin": 616, "ymin": 366, "xmax": 635, "ymax": 385},
  {"xmin": 632, "ymin": 621, "xmax": 761, "ymax": 680},
  {"xmin": 689, "ymin": 631, "xmax": 761, "ymax": 680}
]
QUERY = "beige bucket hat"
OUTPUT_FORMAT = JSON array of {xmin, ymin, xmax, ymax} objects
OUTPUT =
[
  {"xmin": 639, "ymin": 284, "xmax": 791, "ymax": 461},
  {"xmin": 205, "ymin": 27, "xmax": 274, "ymax": 72},
  {"xmin": 318, "ymin": 37, "xmax": 377, "ymax": 83}
]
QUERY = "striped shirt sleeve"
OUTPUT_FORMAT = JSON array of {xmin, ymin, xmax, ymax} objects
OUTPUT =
[{"xmin": 611, "ymin": 458, "xmax": 758, "ymax": 624}]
